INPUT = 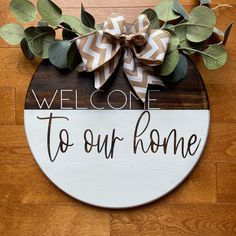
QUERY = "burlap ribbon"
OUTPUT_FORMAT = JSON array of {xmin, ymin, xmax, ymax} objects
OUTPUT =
[{"xmin": 76, "ymin": 13, "xmax": 171, "ymax": 102}]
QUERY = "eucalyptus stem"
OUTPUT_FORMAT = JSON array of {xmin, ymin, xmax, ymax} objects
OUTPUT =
[
  {"xmin": 179, "ymin": 47, "xmax": 205, "ymax": 54},
  {"xmin": 212, "ymin": 4, "xmax": 232, "ymax": 10},
  {"xmin": 58, "ymin": 24, "xmax": 81, "ymax": 36},
  {"xmin": 178, "ymin": 46, "xmax": 221, "ymax": 62},
  {"xmin": 161, "ymin": 21, "xmax": 167, "ymax": 30},
  {"xmin": 169, "ymin": 22, "xmax": 213, "ymax": 30}
]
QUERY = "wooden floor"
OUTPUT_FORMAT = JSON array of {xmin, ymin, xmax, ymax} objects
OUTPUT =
[{"xmin": 0, "ymin": 0, "xmax": 236, "ymax": 235}]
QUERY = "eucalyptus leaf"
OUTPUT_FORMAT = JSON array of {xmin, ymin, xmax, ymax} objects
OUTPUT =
[
  {"xmin": 67, "ymin": 41, "xmax": 82, "ymax": 70},
  {"xmin": 174, "ymin": 25, "xmax": 186, "ymax": 41},
  {"xmin": 10, "ymin": 0, "xmax": 36, "ymax": 23},
  {"xmin": 186, "ymin": 6, "xmax": 216, "ymax": 43},
  {"xmin": 160, "ymin": 49, "xmax": 180, "ymax": 76},
  {"xmin": 174, "ymin": 25, "xmax": 194, "ymax": 54},
  {"xmin": 155, "ymin": 0, "xmax": 180, "ymax": 22},
  {"xmin": 25, "ymin": 26, "xmax": 55, "ymax": 58},
  {"xmin": 173, "ymin": 0, "xmax": 189, "ymax": 20},
  {"xmin": 223, "ymin": 23, "xmax": 233, "ymax": 45},
  {"xmin": 213, "ymin": 24, "xmax": 233, "ymax": 45},
  {"xmin": 48, "ymin": 40, "xmax": 71, "ymax": 69},
  {"xmin": 81, "ymin": 3, "xmax": 95, "ymax": 29},
  {"xmin": 61, "ymin": 23, "xmax": 78, "ymax": 40},
  {"xmin": 20, "ymin": 38, "xmax": 34, "ymax": 60},
  {"xmin": 37, "ymin": 0, "xmax": 62, "ymax": 27},
  {"xmin": 167, "ymin": 31, "xmax": 180, "ymax": 53},
  {"xmin": 203, "ymin": 45, "xmax": 227, "ymax": 69},
  {"xmin": 142, "ymin": 8, "xmax": 159, "ymax": 29},
  {"xmin": 61, "ymin": 15, "xmax": 93, "ymax": 35},
  {"xmin": 162, "ymin": 23, "xmax": 174, "ymax": 30},
  {"xmin": 165, "ymin": 54, "xmax": 188, "ymax": 82},
  {"xmin": 180, "ymin": 42, "xmax": 195, "ymax": 55},
  {"xmin": 0, "ymin": 23, "xmax": 24, "ymax": 45}
]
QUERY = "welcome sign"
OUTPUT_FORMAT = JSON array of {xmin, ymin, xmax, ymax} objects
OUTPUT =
[{"xmin": 24, "ymin": 59, "xmax": 210, "ymax": 208}]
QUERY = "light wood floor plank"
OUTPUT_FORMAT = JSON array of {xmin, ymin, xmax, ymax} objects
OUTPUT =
[
  {"xmin": 217, "ymin": 163, "xmax": 236, "ymax": 203},
  {"xmin": 110, "ymin": 204, "xmax": 236, "ymax": 236},
  {"xmin": 0, "ymin": 87, "xmax": 15, "ymax": 125},
  {"xmin": 0, "ymin": 203, "xmax": 110, "ymax": 236}
]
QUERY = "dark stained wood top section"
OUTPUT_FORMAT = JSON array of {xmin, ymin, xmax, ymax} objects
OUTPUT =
[{"xmin": 25, "ymin": 55, "xmax": 209, "ymax": 110}]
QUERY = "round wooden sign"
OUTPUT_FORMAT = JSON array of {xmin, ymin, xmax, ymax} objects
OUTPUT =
[{"xmin": 24, "ymin": 57, "xmax": 210, "ymax": 208}]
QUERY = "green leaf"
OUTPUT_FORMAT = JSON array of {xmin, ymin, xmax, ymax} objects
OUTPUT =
[
  {"xmin": 165, "ymin": 54, "xmax": 188, "ymax": 82},
  {"xmin": 162, "ymin": 23, "xmax": 174, "ymax": 30},
  {"xmin": 10, "ymin": 0, "xmax": 36, "ymax": 23},
  {"xmin": 167, "ymin": 31, "xmax": 180, "ymax": 53},
  {"xmin": 81, "ymin": 3, "xmax": 95, "ymax": 29},
  {"xmin": 160, "ymin": 49, "xmax": 180, "ymax": 76},
  {"xmin": 142, "ymin": 8, "xmax": 159, "ymax": 29},
  {"xmin": 155, "ymin": 0, "xmax": 180, "ymax": 22},
  {"xmin": 61, "ymin": 15, "xmax": 93, "ymax": 35},
  {"xmin": 174, "ymin": 25, "xmax": 194, "ymax": 55},
  {"xmin": 174, "ymin": 25, "xmax": 186, "ymax": 41},
  {"xmin": 223, "ymin": 23, "xmax": 233, "ymax": 45},
  {"xmin": 186, "ymin": 6, "xmax": 216, "ymax": 43},
  {"xmin": 203, "ymin": 45, "xmax": 227, "ymax": 69},
  {"xmin": 37, "ymin": 0, "xmax": 62, "ymax": 27},
  {"xmin": 25, "ymin": 26, "xmax": 55, "ymax": 58},
  {"xmin": 173, "ymin": 0, "xmax": 189, "ymax": 20},
  {"xmin": 67, "ymin": 41, "xmax": 82, "ymax": 70},
  {"xmin": 213, "ymin": 24, "xmax": 233, "ymax": 45},
  {"xmin": 0, "ymin": 23, "xmax": 24, "ymax": 45},
  {"xmin": 20, "ymin": 38, "xmax": 34, "ymax": 60},
  {"xmin": 61, "ymin": 23, "xmax": 78, "ymax": 40},
  {"xmin": 48, "ymin": 40, "xmax": 71, "ymax": 69}
]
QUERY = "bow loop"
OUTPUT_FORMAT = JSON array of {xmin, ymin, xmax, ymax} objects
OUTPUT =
[
  {"xmin": 130, "ymin": 14, "xmax": 150, "ymax": 34},
  {"xmin": 76, "ymin": 13, "xmax": 171, "ymax": 103},
  {"xmin": 76, "ymin": 30, "xmax": 121, "ymax": 72},
  {"xmin": 133, "ymin": 29, "xmax": 171, "ymax": 66},
  {"xmin": 103, "ymin": 13, "xmax": 126, "ymax": 37}
]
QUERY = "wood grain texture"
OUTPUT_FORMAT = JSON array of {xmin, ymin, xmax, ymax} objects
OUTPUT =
[
  {"xmin": 25, "ymin": 58, "xmax": 209, "ymax": 110},
  {"xmin": 217, "ymin": 163, "xmax": 236, "ymax": 203},
  {"xmin": 16, "ymin": 87, "xmax": 27, "ymax": 125},
  {"xmin": 204, "ymin": 123, "xmax": 236, "ymax": 163},
  {"xmin": 110, "ymin": 204, "xmax": 236, "ymax": 236},
  {"xmin": 0, "ymin": 126, "xmax": 27, "ymax": 147},
  {"xmin": 0, "ymin": 87, "xmax": 15, "ymax": 125},
  {"xmin": 0, "ymin": 0, "xmax": 236, "ymax": 235},
  {"xmin": 0, "ymin": 49, "xmax": 39, "ymax": 87},
  {"xmin": 15, "ymin": 84, "xmax": 236, "ymax": 124},
  {"xmin": 207, "ymin": 84, "xmax": 236, "ymax": 123},
  {"xmin": 0, "ymin": 204, "xmax": 110, "ymax": 236},
  {"xmin": 0, "ymin": 146, "xmax": 33, "ymax": 164}
]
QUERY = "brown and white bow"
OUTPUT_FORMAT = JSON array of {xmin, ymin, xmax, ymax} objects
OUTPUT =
[{"xmin": 76, "ymin": 13, "xmax": 170, "ymax": 102}]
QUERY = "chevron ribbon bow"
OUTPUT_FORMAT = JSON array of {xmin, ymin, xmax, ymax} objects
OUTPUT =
[{"xmin": 76, "ymin": 13, "xmax": 171, "ymax": 102}]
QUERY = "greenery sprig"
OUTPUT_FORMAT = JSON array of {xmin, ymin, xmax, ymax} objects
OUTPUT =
[
  {"xmin": 153, "ymin": 0, "xmax": 232, "ymax": 81},
  {"xmin": 0, "ymin": 0, "xmax": 96, "ymax": 70},
  {"xmin": 0, "ymin": 0, "xmax": 233, "ymax": 82}
]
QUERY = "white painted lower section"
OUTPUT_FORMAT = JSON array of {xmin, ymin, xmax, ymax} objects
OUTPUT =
[{"xmin": 24, "ymin": 109, "xmax": 210, "ymax": 208}]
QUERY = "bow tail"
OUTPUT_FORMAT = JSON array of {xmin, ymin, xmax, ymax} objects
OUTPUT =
[
  {"xmin": 123, "ymin": 48, "xmax": 165, "ymax": 102},
  {"xmin": 93, "ymin": 52, "xmax": 121, "ymax": 89}
]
